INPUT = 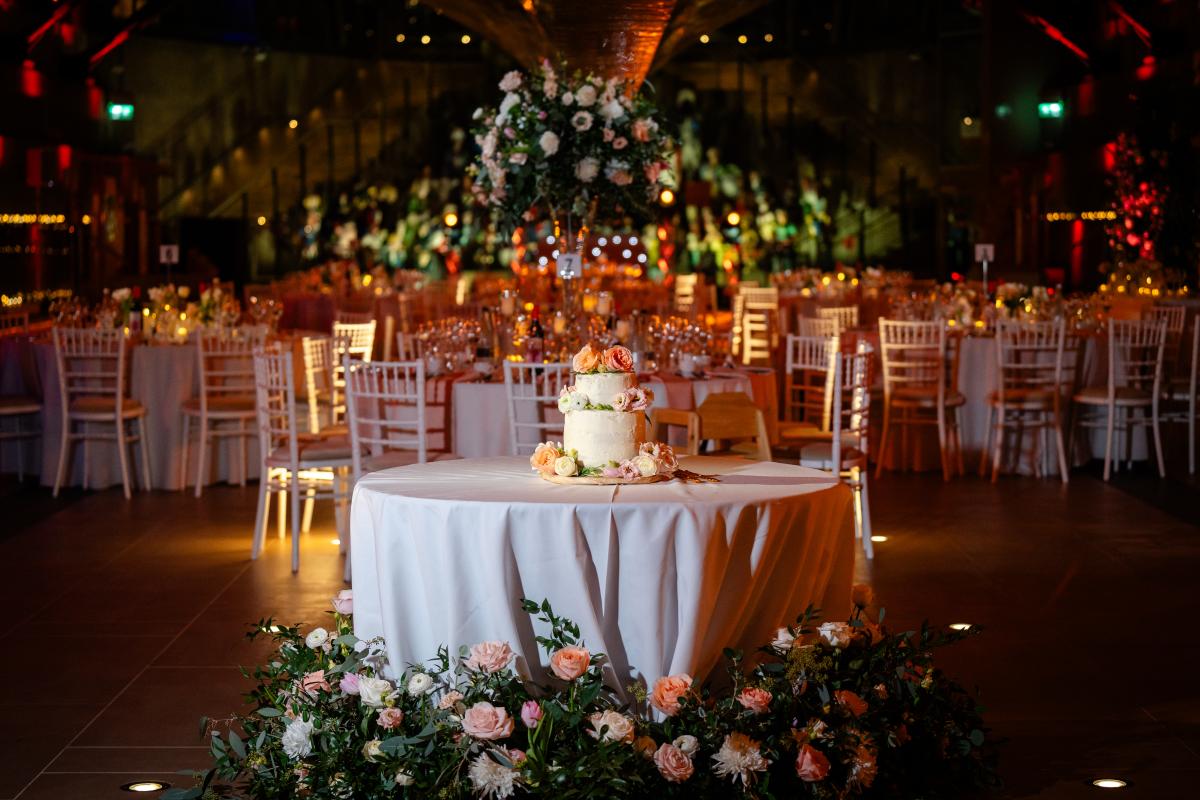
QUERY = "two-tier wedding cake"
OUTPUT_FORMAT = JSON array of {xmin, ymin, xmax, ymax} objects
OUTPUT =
[{"xmin": 530, "ymin": 344, "xmax": 678, "ymax": 482}]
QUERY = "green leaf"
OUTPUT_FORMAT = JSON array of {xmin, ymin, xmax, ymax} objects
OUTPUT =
[
  {"xmin": 228, "ymin": 730, "xmax": 246, "ymax": 759},
  {"xmin": 256, "ymin": 707, "xmax": 283, "ymax": 718}
]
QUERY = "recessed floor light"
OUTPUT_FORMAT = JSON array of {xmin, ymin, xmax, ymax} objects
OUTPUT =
[
  {"xmin": 121, "ymin": 781, "xmax": 169, "ymax": 793},
  {"xmin": 1092, "ymin": 778, "xmax": 1127, "ymax": 789},
  {"xmin": 870, "ymin": 535, "xmax": 888, "ymax": 543},
  {"xmin": 949, "ymin": 623, "xmax": 973, "ymax": 631},
  {"xmin": 330, "ymin": 538, "xmax": 341, "ymax": 545}
]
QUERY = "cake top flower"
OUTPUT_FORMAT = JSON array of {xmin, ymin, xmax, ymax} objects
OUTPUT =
[{"xmin": 572, "ymin": 343, "xmax": 633, "ymax": 374}]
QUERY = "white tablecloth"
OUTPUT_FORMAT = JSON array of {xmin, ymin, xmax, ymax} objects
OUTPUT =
[
  {"xmin": 2, "ymin": 340, "xmax": 259, "ymax": 490},
  {"xmin": 451, "ymin": 373, "xmax": 754, "ymax": 458},
  {"xmin": 350, "ymin": 455, "xmax": 855, "ymax": 694}
]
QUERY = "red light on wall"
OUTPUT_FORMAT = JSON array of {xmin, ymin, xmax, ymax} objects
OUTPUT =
[
  {"xmin": 0, "ymin": 136, "xmax": 6, "ymax": 167},
  {"xmin": 1102, "ymin": 141, "xmax": 1117, "ymax": 172},
  {"xmin": 56, "ymin": 144, "xmax": 73, "ymax": 173},
  {"xmin": 59, "ymin": 22, "xmax": 77, "ymax": 48},
  {"xmin": 21, "ymin": 60, "xmax": 43, "ymax": 98},
  {"xmin": 951, "ymin": 271, "xmax": 962, "ymax": 282},
  {"xmin": 1076, "ymin": 76, "xmax": 1095, "ymax": 116},
  {"xmin": 86, "ymin": 78, "xmax": 102, "ymax": 119},
  {"xmin": 1070, "ymin": 220, "xmax": 1084, "ymax": 287},
  {"xmin": 1135, "ymin": 55, "xmax": 1156, "ymax": 81}
]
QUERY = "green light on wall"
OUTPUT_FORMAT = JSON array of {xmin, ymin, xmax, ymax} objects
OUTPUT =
[
  {"xmin": 1037, "ymin": 101, "xmax": 1063, "ymax": 119},
  {"xmin": 107, "ymin": 102, "xmax": 134, "ymax": 121}
]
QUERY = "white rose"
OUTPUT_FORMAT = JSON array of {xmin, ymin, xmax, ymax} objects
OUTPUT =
[
  {"xmin": 632, "ymin": 454, "xmax": 659, "ymax": 477},
  {"xmin": 395, "ymin": 771, "xmax": 415, "ymax": 786},
  {"xmin": 553, "ymin": 455, "xmax": 578, "ymax": 477},
  {"xmin": 557, "ymin": 393, "xmax": 572, "ymax": 413},
  {"xmin": 362, "ymin": 739, "xmax": 384, "ymax": 762},
  {"xmin": 673, "ymin": 734, "xmax": 700, "ymax": 756},
  {"xmin": 817, "ymin": 621, "xmax": 854, "ymax": 648},
  {"xmin": 281, "ymin": 717, "xmax": 314, "ymax": 760},
  {"xmin": 772, "ymin": 627, "xmax": 796, "ymax": 651},
  {"xmin": 560, "ymin": 91, "xmax": 574, "ymax": 106},
  {"xmin": 599, "ymin": 99, "xmax": 625, "ymax": 122},
  {"xmin": 568, "ymin": 392, "xmax": 588, "ymax": 412},
  {"xmin": 611, "ymin": 392, "xmax": 630, "ymax": 411},
  {"xmin": 575, "ymin": 157, "xmax": 599, "ymax": 183},
  {"xmin": 407, "ymin": 672, "xmax": 434, "ymax": 696},
  {"xmin": 497, "ymin": 92, "xmax": 520, "ymax": 124},
  {"xmin": 304, "ymin": 627, "xmax": 329, "ymax": 649},
  {"xmin": 358, "ymin": 676, "xmax": 394, "ymax": 708},
  {"xmin": 539, "ymin": 131, "xmax": 560, "ymax": 156},
  {"xmin": 575, "ymin": 84, "xmax": 597, "ymax": 107}
]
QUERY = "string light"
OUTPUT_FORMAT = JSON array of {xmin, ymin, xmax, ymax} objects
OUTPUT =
[
  {"xmin": 395, "ymin": 33, "xmax": 406, "ymax": 43},
  {"xmin": 288, "ymin": 119, "xmax": 299, "ymax": 129},
  {"xmin": 737, "ymin": 34, "xmax": 748, "ymax": 44},
  {"xmin": 0, "ymin": 213, "xmax": 67, "ymax": 224},
  {"xmin": 461, "ymin": 34, "xmax": 471, "ymax": 44},
  {"xmin": 420, "ymin": 34, "xmax": 431, "ymax": 44},
  {"xmin": 699, "ymin": 34, "xmax": 710, "ymax": 44}
]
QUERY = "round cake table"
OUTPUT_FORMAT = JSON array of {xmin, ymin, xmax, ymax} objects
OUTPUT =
[{"xmin": 350, "ymin": 455, "xmax": 856, "ymax": 693}]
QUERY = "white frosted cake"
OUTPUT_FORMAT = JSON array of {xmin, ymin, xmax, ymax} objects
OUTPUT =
[{"xmin": 529, "ymin": 344, "xmax": 678, "ymax": 481}]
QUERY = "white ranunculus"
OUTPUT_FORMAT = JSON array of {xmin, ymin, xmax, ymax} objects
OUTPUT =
[
  {"xmin": 673, "ymin": 734, "xmax": 700, "ymax": 756},
  {"xmin": 611, "ymin": 392, "xmax": 630, "ymax": 411},
  {"xmin": 358, "ymin": 676, "xmax": 394, "ymax": 707},
  {"xmin": 817, "ymin": 621, "xmax": 854, "ymax": 648},
  {"xmin": 539, "ymin": 131, "xmax": 560, "ymax": 156},
  {"xmin": 553, "ymin": 455, "xmax": 578, "ymax": 477},
  {"xmin": 632, "ymin": 454, "xmax": 659, "ymax": 477},
  {"xmin": 281, "ymin": 717, "xmax": 314, "ymax": 759},
  {"xmin": 568, "ymin": 392, "xmax": 588, "ymax": 412},
  {"xmin": 598, "ymin": 99, "xmax": 625, "ymax": 122},
  {"xmin": 575, "ymin": 157, "xmax": 599, "ymax": 183},
  {"xmin": 395, "ymin": 771, "xmax": 415, "ymax": 786},
  {"xmin": 557, "ymin": 393, "xmax": 572, "ymax": 413},
  {"xmin": 304, "ymin": 627, "xmax": 329, "ymax": 649},
  {"xmin": 575, "ymin": 84, "xmax": 597, "ymax": 107},
  {"xmin": 407, "ymin": 672, "xmax": 435, "ymax": 696}
]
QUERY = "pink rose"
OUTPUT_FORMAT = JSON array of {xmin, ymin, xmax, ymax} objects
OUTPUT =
[
  {"xmin": 378, "ymin": 707, "xmax": 405, "ymax": 730},
  {"xmin": 650, "ymin": 674, "xmax": 693, "ymax": 716},
  {"xmin": 438, "ymin": 690, "xmax": 464, "ymax": 710},
  {"xmin": 331, "ymin": 589, "xmax": 353, "ymax": 615},
  {"xmin": 601, "ymin": 466, "xmax": 624, "ymax": 478},
  {"xmin": 644, "ymin": 161, "xmax": 666, "ymax": 183},
  {"xmin": 549, "ymin": 646, "xmax": 591, "ymax": 681},
  {"xmin": 572, "ymin": 344, "xmax": 602, "ymax": 373},
  {"xmin": 461, "ymin": 702, "xmax": 515, "ymax": 740},
  {"xmin": 498, "ymin": 70, "xmax": 522, "ymax": 92},
  {"xmin": 612, "ymin": 136, "xmax": 628, "ymax": 150},
  {"xmin": 521, "ymin": 700, "xmax": 543, "ymax": 729},
  {"xmin": 602, "ymin": 128, "xmax": 615, "ymax": 143},
  {"xmin": 503, "ymin": 127, "xmax": 516, "ymax": 139},
  {"xmin": 835, "ymin": 689, "xmax": 868, "ymax": 718},
  {"xmin": 795, "ymin": 743, "xmax": 831, "ymax": 781},
  {"xmin": 601, "ymin": 346, "xmax": 634, "ymax": 373},
  {"xmin": 340, "ymin": 673, "xmax": 360, "ymax": 695},
  {"xmin": 608, "ymin": 169, "xmax": 633, "ymax": 186},
  {"xmin": 654, "ymin": 742, "xmax": 694, "ymax": 783},
  {"xmin": 737, "ymin": 687, "xmax": 772, "ymax": 714},
  {"xmin": 465, "ymin": 640, "xmax": 514, "ymax": 674},
  {"xmin": 300, "ymin": 670, "xmax": 330, "ymax": 695},
  {"xmin": 631, "ymin": 118, "xmax": 655, "ymax": 142}
]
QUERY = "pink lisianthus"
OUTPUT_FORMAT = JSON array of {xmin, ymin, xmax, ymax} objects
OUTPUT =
[
  {"xmin": 644, "ymin": 161, "xmax": 667, "ymax": 183},
  {"xmin": 617, "ymin": 461, "xmax": 641, "ymax": 481},
  {"xmin": 602, "ymin": 127, "xmax": 615, "ymax": 143},
  {"xmin": 520, "ymin": 700, "xmax": 543, "ymax": 729},
  {"xmin": 340, "ymin": 673, "xmax": 361, "ymax": 695},
  {"xmin": 438, "ymin": 690, "xmax": 465, "ymax": 710},
  {"xmin": 378, "ymin": 707, "xmax": 405, "ymax": 730},
  {"xmin": 331, "ymin": 589, "xmax": 353, "ymax": 615},
  {"xmin": 464, "ymin": 640, "xmax": 514, "ymax": 674},
  {"xmin": 612, "ymin": 136, "xmax": 628, "ymax": 150},
  {"xmin": 300, "ymin": 670, "xmax": 331, "ymax": 695}
]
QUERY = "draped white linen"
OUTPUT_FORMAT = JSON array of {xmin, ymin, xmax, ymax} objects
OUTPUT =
[{"xmin": 350, "ymin": 455, "xmax": 855, "ymax": 695}]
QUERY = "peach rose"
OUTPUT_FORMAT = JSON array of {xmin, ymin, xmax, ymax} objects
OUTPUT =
[
  {"xmin": 650, "ymin": 674, "xmax": 693, "ymax": 716},
  {"xmin": 835, "ymin": 689, "xmax": 868, "ymax": 718},
  {"xmin": 572, "ymin": 345, "xmax": 602, "ymax": 373},
  {"xmin": 602, "ymin": 345, "xmax": 634, "ymax": 373},
  {"xmin": 549, "ymin": 646, "xmax": 591, "ymax": 681},
  {"xmin": 737, "ymin": 687, "xmax": 772, "ymax": 714},
  {"xmin": 461, "ymin": 702, "xmax": 515, "ymax": 740},
  {"xmin": 300, "ymin": 670, "xmax": 331, "ymax": 695},
  {"xmin": 587, "ymin": 710, "xmax": 635, "ymax": 743},
  {"xmin": 795, "ymin": 743, "xmax": 831, "ymax": 782},
  {"xmin": 654, "ymin": 742, "xmax": 694, "ymax": 783},
  {"xmin": 530, "ymin": 442, "xmax": 559, "ymax": 474},
  {"xmin": 378, "ymin": 707, "xmax": 405, "ymax": 731},
  {"xmin": 464, "ymin": 640, "xmax": 514, "ymax": 674}
]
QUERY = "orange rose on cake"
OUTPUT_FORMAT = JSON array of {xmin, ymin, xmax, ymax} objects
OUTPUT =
[
  {"xmin": 530, "ymin": 442, "xmax": 560, "ymax": 474},
  {"xmin": 601, "ymin": 345, "xmax": 634, "ymax": 373},
  {"xmin": 572, "ymin": 344, "xmax": 602, "ymax": 373}
]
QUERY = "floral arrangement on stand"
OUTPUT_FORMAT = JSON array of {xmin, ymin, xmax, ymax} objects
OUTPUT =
[
  {"xmin": 469, "ymin": 60, "xmax": 673, "ymax": 234},
  {"xmin": 165, "ymin": 588, "xmax": 994, "ymax": 800}
]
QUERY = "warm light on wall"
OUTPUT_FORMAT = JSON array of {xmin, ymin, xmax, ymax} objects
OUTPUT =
[{"xmin": 0, "ymin": 213, "xmax": 67, "ymax": 224}]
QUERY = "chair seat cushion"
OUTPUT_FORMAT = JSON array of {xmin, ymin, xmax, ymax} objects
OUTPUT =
[
  {"xmin": 362, "ymin": 450, "xmax": 461, "ymax": 472},
  {"xmin": 182, "ymin": 394, "xmax": 256, "ymax": 415},
  {"xmin": 891, "ymin": 387, "xmax": 966, "ymax": 408},
  {"xmin": 1073, "ymin": 386, "xmax": 1153, "ymax": 406},
  {"xmin": 777, "ymin": 421, "xmax": 827, "ymax": 441},
  {"xmin": 69, "ymin": 397, "xmax": 146, "ymax": 418},
  {"xmin": 266, "ymin": 433, "xmax": 353, "ymax": 466},
  {"xmin": 799, "ymin": 442, "xmax": 867, "ymax": 470},
  {"xmin": 0, "ymin": 395, "xmax": 40, "ymax": 415},
  {"xmin": 986, "ymin": 388, "xmax": 1057, "ymax": 409}
]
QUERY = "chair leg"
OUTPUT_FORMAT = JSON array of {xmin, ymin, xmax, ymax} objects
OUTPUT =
[
  {"xmin": 251, "ymin": 478, "xmax": 270, "ymax": 559},
  {"xmin": 1152, "ymin": 401, "xmax": 1166, "ymax": 479},
  {"xmin": 115, "ymin": 418, "xmax": 132, "ymax": 500},
  {"xmin": 991, "ymin": 406, "xmax": 1005, "ymax": 483},
  {"xmin": 857, "ymin": 469, "xmax": 873, "ymax": 560},
  {"xmin": 1102, "ymin": 403, "xmax": 1116, "ymax": 481},
  {"xmin": 874, "ymin": 401, "xmax": 892, "ymax": 479},
  {"xmin": 180, "ymin": 414, "xmax": 191, "ymax": 491},
  {"xmin": 194, "ymin": 416, "xmax": 208, "ymax": 498},
  {"xmin": 290, "ymin": 476, "xmax": 302, "ymax": 574},
  {"xmin": 936, "ymin": 404, "xmax": 950, "ymax": 481},
  {"xmin": 53, "ymin": 418, "xmax": 71, "ymax": 498},
  {"xmin": 979, "ymin": 406, "xmax": 994, "ymax": 477},
  {"xmin": 1054, "ymin": 410, "xmax": 1070, "ymax": 485},
  {"xmin": 237, "ymin": 420, "xmax": 248, "ymax": 487},
  {"xmin": 302, "ymin": 489, "xmax": 316, "ymax": 533},
  {"xmin": 138, "ymin": 417, "xmax": 152, "ymax": 490},
  {"xmin": 82, "ymin": 423, "xmax": 90, "ymax": 491},
  {"xmin": 1189, "ymin": 396, "xmax": 1196, "ymax": 475},
  {"xmin": 953, "ymin": 408, "xmax": 965, "ymax": 476},
  {"xmin": 15, "ymin": 419, "xmax": 24, "ymax": 483},
  {"xmin": 277, "ymin": 486, "xmax": 288, "ymax": 539}
]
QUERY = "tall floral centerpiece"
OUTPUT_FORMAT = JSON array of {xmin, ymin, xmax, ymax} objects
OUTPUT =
[{"xmin": 469, "ymin": 61, "xmax": 672, "ymax": 315}]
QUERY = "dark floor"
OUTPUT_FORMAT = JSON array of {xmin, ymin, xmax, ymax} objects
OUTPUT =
[{"xmin": 1, "ymin": 461, "xmax": 1198, "ymax": 799}]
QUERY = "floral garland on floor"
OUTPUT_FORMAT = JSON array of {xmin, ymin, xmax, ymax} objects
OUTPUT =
[{"xmin": 166, "ymin": 588, "xmax": 994, "ymax": 799}]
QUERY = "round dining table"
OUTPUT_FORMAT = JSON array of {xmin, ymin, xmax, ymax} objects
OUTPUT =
[{"xmin": 349, "ymin": 455, "xmax": 855, "ymax": 696}]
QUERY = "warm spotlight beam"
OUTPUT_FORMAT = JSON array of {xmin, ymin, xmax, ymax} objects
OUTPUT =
[{"xmin": 1020, "ymin": 11, "xmax": 1089, "ymax": 65}]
